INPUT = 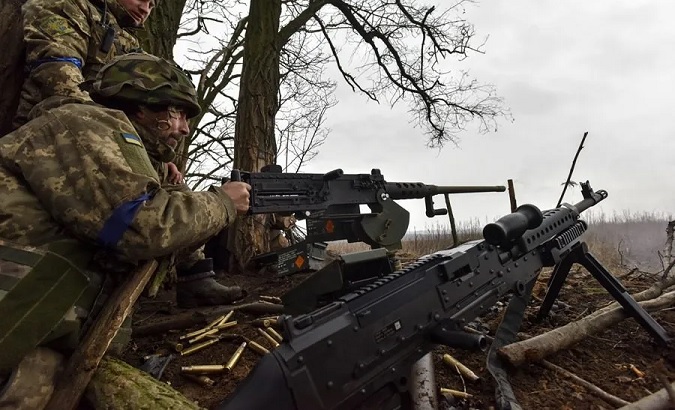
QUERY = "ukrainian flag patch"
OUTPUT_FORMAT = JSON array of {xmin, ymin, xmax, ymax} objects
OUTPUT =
[{"xmin": 121, "ymin": 133, "xmax": 143, "ymax": 147}]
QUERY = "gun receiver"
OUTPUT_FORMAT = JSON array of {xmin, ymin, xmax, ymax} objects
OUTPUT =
[{"xmin": 219, "ymin": 182, "xmax": 669, "ymax": 410}]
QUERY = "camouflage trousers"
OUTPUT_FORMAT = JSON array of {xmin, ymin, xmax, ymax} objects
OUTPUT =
[{"xmin": 0, "ymin": 348, "xmax": 64, "ymax": 410}]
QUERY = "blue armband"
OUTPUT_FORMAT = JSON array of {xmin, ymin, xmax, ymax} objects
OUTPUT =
[
  {"xmin": 97, "ymin": 193, "xmax": 151, "ymax": 248},
  {"xmin": 31, "ymin": 57, "xmax": 83, "ymax": 71}
]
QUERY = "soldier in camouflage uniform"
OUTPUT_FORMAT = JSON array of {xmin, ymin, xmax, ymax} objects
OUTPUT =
[
  {"xmin": 15, "ymin": 0, "xmax": 154, "ymax": 126},
  {"xmin": 0, "ymin": 53, "xmax": 251, "ymax": 409},
  {"xmin": 14, "ymin": 0, "xmax": 183, "ymax": 182}
]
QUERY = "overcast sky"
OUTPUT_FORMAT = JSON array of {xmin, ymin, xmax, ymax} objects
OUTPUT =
[{"xmin": 300, "ymin": 0, "xmax": 675, "ymax": 231}]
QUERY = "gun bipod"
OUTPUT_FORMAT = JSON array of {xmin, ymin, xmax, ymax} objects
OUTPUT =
[{"xmin": 537, "ymin": 242, "xmax": 670, "ymax": 345}]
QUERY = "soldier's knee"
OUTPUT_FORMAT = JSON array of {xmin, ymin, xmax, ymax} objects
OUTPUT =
[{"xmin": 0, "ymin": 347, "xmax": 64, "ymax": 410}]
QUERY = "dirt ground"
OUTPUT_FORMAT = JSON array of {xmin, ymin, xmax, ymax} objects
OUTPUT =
[{"xmin": 123, "ymin": 258, "xmax": 675, "ymax": 410}]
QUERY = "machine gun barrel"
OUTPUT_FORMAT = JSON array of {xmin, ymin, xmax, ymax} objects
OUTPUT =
[{"xmin": 384, "ymin": 182, "xmax": 506, "ymax": 200}]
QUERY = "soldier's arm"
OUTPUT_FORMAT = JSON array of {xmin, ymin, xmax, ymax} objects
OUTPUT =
[
  {"xmin": 11, "ymin": 106, "xmax": 237, "ymax": 262},
  {"xmin": 22, "ymin": 0, "xmax": 93, "ymax": 105}
]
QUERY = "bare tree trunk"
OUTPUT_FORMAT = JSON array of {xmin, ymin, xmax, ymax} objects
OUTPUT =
[
  {"xmin": 229, "ymin": 0, "xmax": 281, "ymax": 273},
  {"xmin": 136, "ymin": 0, "xmax": 190, "ymax": 172},
  {"xmin": 0, "ymin": 0, "xmax": 27, "ymax": 136},
  {"xmin": 137, "ymin": 0, "xmax": 187, "ymax": 60}
]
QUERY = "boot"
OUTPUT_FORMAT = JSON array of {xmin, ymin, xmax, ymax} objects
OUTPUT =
[{"xmin": 176, "ymin": 259, "xmax": 245, "ymax": 308}]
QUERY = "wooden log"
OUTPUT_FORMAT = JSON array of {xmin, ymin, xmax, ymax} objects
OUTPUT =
[
  {"xmin": 134, "ymin": 311, "xmax": 207, "ymax": 337},
  {"xmin": 618, "ymin": 381, "xmax": 675, "ymax": 410},
  {"xmin": 84, "ymin": 356, "xmax": 203, "ymax": 409},
  {"xmin": 45, "ymin": 260, "xmax": 158, "ymax": 410},
  {"xmin": 498, "ymin": 290, "xmax": 675, "ymax": 367}
]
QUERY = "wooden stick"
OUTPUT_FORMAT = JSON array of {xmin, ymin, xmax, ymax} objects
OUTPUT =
[
  {"xmin": 45, "ymin": 260, "xmax": 158, "ymax": 410},
  {"xmin": 499, "ymin": 290, "xmax": 675, "ymax": 367},
  {"xmin": 556, "ymin": 131, "xmax": 588, "ymax": 207},
  {"xmin": 538, "ymin": 360, "xmax": 629, "ymax": 407}
]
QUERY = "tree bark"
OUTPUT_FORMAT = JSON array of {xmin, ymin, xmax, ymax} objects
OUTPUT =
[
  {"xmin": 0, "ymin": 0, "xmax": 27, "ymax": 136},
  {"xmin": 230, "ymin": 0, "xmax": 282, "ymax": 273},
  {"xmin": 498, "ymin": 290, "xmax": 675, "ymax": 367},
  {"xmin": 84, "ymin": 356, "xmax": 203, "ymax": 409},
  {"xmin": 137, "ymin": 0, "xmax": 187, "ymax": 60},
  {"xmin": 618, "ymin": 381, "xmax": 675, "ymax": 410}
]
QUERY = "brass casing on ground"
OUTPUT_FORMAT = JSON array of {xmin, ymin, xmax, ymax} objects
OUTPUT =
[{"xmin": 225, "ymin": 342, "xmax": 248, "ymax": 372}]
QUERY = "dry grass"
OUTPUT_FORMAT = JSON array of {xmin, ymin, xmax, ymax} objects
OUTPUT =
[{"xmin": 327, "ymin": 212, "xmax": 673, "ymax": 273}]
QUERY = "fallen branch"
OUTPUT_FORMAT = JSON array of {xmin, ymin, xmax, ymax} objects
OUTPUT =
[
  {"xmin": 498, "ymin": 290, "xmax": 675, "ymax": 367},
  {"xmin": 133, "ymin": 312, "xmax": 206, "ymax": 337},
  {"xmin": 133, "ymin": 302, "xmax": 284, "ymax": 337},
  {"xmin": 46, "ymin": 260, "xmax": 158, "ymax": 410},
  {"xmin": 618, "ymin": 381, "xmax": 675, "ymax": 410},
  {"xmin": 538, "ymin": 360, "xmax": 629, "ymax": 407}
]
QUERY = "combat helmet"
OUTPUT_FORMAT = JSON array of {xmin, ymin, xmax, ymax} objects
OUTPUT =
[{"xmin": 91, "ymin": 52, "xmax": 201, "ymax": 118}]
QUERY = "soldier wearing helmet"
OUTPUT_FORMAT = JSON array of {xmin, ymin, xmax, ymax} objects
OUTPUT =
[
  {"xmin": 12, "ymin": 0, "xmax": 184, "ymax": 182},
  {"xmin": 0, "ymin": 53, "xmax": 250, "ymax": 408}
]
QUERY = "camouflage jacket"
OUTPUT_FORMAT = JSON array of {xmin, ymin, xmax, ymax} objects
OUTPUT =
[
  {"xmin": 0, "ymin": 103, "xmax": 236, "ymax": 263},
  {"xmin": 14, "ymin": 0, "xmax": 141, "ymax": 127}
]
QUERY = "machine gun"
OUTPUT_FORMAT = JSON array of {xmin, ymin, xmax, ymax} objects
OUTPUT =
[
  {"xmin": 231, "ymin": 165, "xmax": 506, "ymax": 275},
  {"xmin": 219, "ymin": 182, "xmax": 669, "ymax": 410}
]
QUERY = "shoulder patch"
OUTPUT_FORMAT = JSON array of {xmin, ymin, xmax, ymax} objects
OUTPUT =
[
  {"xmin": 38, "ymin": 15, "xmax": 76, "ymax": 37},
  {"xmin": 121, "ymin": 133, "xmax": 143, "ymax": 147}
]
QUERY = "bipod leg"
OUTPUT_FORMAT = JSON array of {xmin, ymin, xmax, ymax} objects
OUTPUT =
[
  {"xmin": 536, "ymin": 253, "xmax": 575, "ymax": 321},
  {"xmin": 577, "ymin": 243, "xmax": 670, "ymax": 345}
]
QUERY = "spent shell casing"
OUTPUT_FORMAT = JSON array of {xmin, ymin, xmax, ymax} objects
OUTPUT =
[
  {"xmin": 143, "ymin": 353, "xmax": 165, "ymax": 361},
  {"xmin": 167, "ymin": 341, "xmax": 184, "ymax": 353},
  {"xmin": 181, "ymin": 364, "xmax": 226, "ymax": 374},
  {"xmin": 225, "ymin": 341, "xmax": 248, "ymax": 372},
  {"xmin": 442, "ymin": 354, "xmax": 480, "ymax": 382},
  {"xmin": 251, "ymin": 316, "xmax": 280, "ymax": 328},
  {"xmin": 206, "ymin": 314, "xmax": 227, "ymax": 329},
  {"xmin": 182, "ymin": 373, "xmax": 215, "ymax": 387},
  {"xmin": 265, "ymin": 327, "xmax": 284, "ymax": 343},
  {"xmin": 180, "ymin": 337, "xmax": 221, "ymax": 356},
  {"xmin": 215, "ymin": 320, "xmax": 238, "ymax": 331},
  {"xmin": 216, "ymin": 311, "xmax": 235, "ymax": 327},
  {"xmin": 259, "ymin": 295, "xmax": 282, "ymax": 304},
  {"xmin": 188, "ymin": 327, "xmax": 220, "ymax": 344},
  {"xmin": 247, "ymin": 340, "xmax": 270, "ymax": 356},
  {"xmin": 179, "ymin": 326, "xmax": 210, "ymax": 341},
  {"xmin": 439, "ymin": 388, "xmax": 472, "ymax": 399},
  {"xmin": 257, "ymin": 328, "xmax": 280, "ymax": 348}
]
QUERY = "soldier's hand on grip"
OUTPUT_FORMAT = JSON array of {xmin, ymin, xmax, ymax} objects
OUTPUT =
[{"xmin": 221, "ymin": 181, "xmax": 251, "ymax": 215}]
